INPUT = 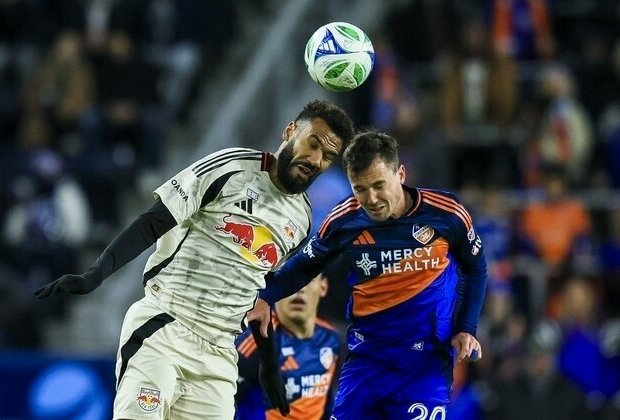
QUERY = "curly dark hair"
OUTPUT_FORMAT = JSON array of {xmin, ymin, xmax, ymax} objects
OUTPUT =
[
  {"xmin": 342, "ymin": 129, "xmax": 399, "ymax": 175},
  {"xmin": 295, "ymin": 100, "xmax": 355, "ymax": 147}
]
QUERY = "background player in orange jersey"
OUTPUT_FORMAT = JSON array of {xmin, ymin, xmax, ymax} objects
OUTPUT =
[{"xmin": 235, "ymin": 270, "xmax": 342, "ymax": 420}]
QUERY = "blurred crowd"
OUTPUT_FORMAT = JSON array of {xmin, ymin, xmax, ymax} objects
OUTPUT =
[
  {"xmin": 361, "ymin": 0, "xmax": 620, "ymax": 418},
  {"xmin": 0, "ymin": 0, "xmax": 240, "ymax": 347},
  {"xmin": 1, "ymin": 0, "xmax": 620, "ymax": 419}
]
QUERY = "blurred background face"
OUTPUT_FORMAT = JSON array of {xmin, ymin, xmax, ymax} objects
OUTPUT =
[
  {"xmin": 276, "ymin": 119, "xmax": 342, "ymax": 194},
  {"xmin": 348, "ymin": 157, "xmax": 406, "ymax": 221},
  {"xmin": 275, "ymin": 274, "xmax": 327, "ymax": 326}
]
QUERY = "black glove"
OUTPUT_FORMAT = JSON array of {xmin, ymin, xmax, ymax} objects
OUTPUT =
[
  {"xmin": 33, "ymin": 274, "xmax": 101, "ymax": 299},
  {"xmin": 249, "ymin": 320, "xmax": 290, "ymax": 416}
]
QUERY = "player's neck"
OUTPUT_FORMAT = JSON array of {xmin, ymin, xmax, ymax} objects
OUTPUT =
[
  {"xmin": 279, "ymin": 317, "xmax": 316, "ymax": 339},
  {"xmin": 391, "ymin": 188, "xmax": 414, "ymax": 219}
]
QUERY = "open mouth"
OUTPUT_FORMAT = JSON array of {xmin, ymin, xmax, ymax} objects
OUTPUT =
[{"xmin": 294, "ymin": 164, "xmax": 315, "ymax": 179}]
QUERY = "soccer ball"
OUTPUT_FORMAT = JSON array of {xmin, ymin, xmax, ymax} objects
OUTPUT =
[{"xmin": 304, "ymin": 22, "xmax": 375, "ymax": 92}]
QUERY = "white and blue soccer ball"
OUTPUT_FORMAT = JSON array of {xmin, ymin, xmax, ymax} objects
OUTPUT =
[{"xmin": 304, "ymin": 22, "xmax": 375, "ymax": 92}]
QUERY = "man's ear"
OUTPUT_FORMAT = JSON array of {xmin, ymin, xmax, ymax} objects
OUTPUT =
[
  {"xmin": 319, "ymin": 275, "xmax": 328, "ymax": 298},
  {"xmin": 398, "ymin": 164, "xmax": 406, "ymax": 184},
  {"xmin": 282, "ymin": 121, "xmax": 296, "ymax": 142}
]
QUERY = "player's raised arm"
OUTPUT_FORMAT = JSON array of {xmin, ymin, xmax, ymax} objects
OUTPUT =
[{"xmin": 33, "ymin": 199, "xmax": 177, "ymax": 298}]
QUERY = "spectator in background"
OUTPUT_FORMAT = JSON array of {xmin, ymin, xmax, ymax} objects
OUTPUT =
[
  {"xmin": 575, "ymin": 30, "xmax": 616, "ymax": 125},
  {"xmin": 84, "ymin": 30, "xmax": 161, "ymax": 172},
  {"xmin": 518, "ymin": 164, "xmax": 592, "ymax": 323},
  {"xmin": 439, "ymin": 17, "xmax": 519, "ymax": 188},
  {"xmin": 526, "ymin": 65, "xmax": 593, "ymax": 188},
  {"xmin": 440, "ymin": 18, "xmax": 518, "ymax": 130},
  {"xmin": 471, "ymin": 186, "xmax": 515, "ymax": 294},
  {"xmin": 77, "ymin": 30, "xmax": 162, "ymax": 226},
  {"xmin": 382, "ymin": 0, "xmax": 455, "ymax": 64},
  {"xmin": 0, "ymin": 111, "xmax": 90, "ymax": 348},
  {"xmin": 22, "ymin": 30, "xmax": 95, "ymax": 139},
  {"xmin": 490, "ymin": 0, "xmax": 555, "ymax": 61},
  {"xmin": 1, "ymin": 112, "xmax": 91, "ymax": 291},
  {"xmin": 487, "ymin": 321, "xmax": 593, "ymax": 420},
  {"xmin": 556, "ymin": 277, "xmax": 620, "ymax": 418},
  {"xmin": 520, "ymin": 165, "xmax": 592, "ymax": 271}
]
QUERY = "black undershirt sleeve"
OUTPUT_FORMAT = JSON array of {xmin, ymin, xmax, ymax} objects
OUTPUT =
[{"xmin": 84, "ymin": 199, "xmax": 177, "ymax": 283}]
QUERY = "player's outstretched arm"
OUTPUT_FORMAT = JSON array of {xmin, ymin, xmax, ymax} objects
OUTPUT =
[{"xmin": 33, "ymin": 199, "xmax": 177, "ymax": 299}]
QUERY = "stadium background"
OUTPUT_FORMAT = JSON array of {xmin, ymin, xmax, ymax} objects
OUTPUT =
[{"xmin": 0, "ymin": 0, "xmax": 619, "ymax": 418}]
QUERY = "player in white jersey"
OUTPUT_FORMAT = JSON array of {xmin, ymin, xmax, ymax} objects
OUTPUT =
[{"xmin": 33, "ymin": 100, "xmax": 354, "ymax": 420}]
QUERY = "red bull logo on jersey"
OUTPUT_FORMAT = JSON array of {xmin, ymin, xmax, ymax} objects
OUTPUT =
[
  {"xmin": 214, "ymin": 214, "xmax": 281, "ymax": 268},
  {"xmin": 253, "ymin": 242, "xmax": 279, "ymax": 267},
  {"xmin": 215, "ymin": 214, "xmax": 254, "ymax": 249},
  {"xmin": 136, "ymin": 387, "xmax": 161, "ymax": 412}
]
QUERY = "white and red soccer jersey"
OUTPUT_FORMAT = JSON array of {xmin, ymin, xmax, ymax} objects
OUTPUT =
[{"xmin": 143, "ymin": 148, "xmax": 312, "ymax": 347}]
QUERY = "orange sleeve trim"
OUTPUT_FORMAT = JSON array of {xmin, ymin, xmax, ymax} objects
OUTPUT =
[
  {"xmin": 422, "ymin": 191, "xmax": 473, "ymax": 230},
  {"xmin": 238, "ymin": 340, "xmax": 257, "ymax": 358},
  {"xmin": 422, "ymin": 191, "xmax": 473, "ymax": 226},
  {"xmin": 318, "ymin": 198, "xmax": 361, "ymax": 238},
  {"xmin": 315, "ymin": 318, "xmax": 336, "ymax": 330},
  {"xmin": 237, "ymin": 335, "xmax": 255, "ymax": 352}
]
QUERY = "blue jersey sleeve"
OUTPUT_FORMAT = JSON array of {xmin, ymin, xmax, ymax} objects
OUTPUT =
[
  {"xmin": 260, "ymin": 197, "xmax": 358, "ymax": 304},
  {"xmin": 260, "ymin": 235, "xmax": 333, "ymax": 305},
  {"xmin": 447, "ymin": 208, "xmax": 488, "ymax": 336}
]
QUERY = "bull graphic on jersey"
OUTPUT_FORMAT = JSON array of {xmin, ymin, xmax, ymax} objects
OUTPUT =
[
  {"xmin": 215, "ymin": 214, "xmax": 281, "ymax": 268},
  {"xmin": 214, "ymin": 214, "xmax": 254, "ymax": 250},
  {"xmin": 253, "ymin": 243, "xmax": 278, "ymax": 267}
]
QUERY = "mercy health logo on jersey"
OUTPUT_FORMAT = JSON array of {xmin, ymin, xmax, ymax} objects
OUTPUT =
[
  {"xmin": 136, "ymin": 387, "xmax": 161, "ymax": 412},
  {"xmin": 285, "ymin": 373, "xmax": 332, "ymax": 400},
  {"xmin": 355, "ymin": 252, "xmax": 377, "ymax": 276},
  {"xmin": 380, "ymin": 247, "xmax": 441, "ymax": 274},
  {"xmin": 214, "ymin": 214, "xmax": 280, "ymax": 268}
]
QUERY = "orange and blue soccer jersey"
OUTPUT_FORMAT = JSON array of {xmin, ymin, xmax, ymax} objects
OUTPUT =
[
  {"xmin": 235, "ymin": 315, "xmax": 341, "ymax": 420},
  {"xmin": 260, "ymin": 186, "xmax": 487, "ymax": 412}
]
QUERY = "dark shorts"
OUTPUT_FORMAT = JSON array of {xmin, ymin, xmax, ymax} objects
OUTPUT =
[{"xmin": 331, "ymin": 352, "xmax": 451, "ymax": 420}]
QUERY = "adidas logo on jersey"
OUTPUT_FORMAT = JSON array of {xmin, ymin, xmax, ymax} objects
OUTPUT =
[
  {"xmin": 234, "ymin": 199, "xmax": 253, "ymax": 214},
  {"xmin": 353, "ymin": 230, "xmax": 375, "ymax": 245}
]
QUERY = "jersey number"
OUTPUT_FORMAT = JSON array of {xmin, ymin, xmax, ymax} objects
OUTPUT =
[{"xmin": 407, "ymin": 403, "xmax": 446, "ymax": 420}]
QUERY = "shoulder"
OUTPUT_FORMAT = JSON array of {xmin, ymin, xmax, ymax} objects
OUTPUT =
[
  {"xmin": 190, "ymin": 148, "xmax": 266, "ymax": 178},
  {"xmin": 235, "ymin": 330, "xmax": 258, "ymax": 358},
  {"xmin": 315, "ymin": 318, "xmax": 341, "ymax": 346},
  {"xmin": 317, "ymin": 195, "xmax": 364, "ymax": 239},
  {"xmin": 418, "ymin": 188, "xmax": 474, "ymax": 231}
]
